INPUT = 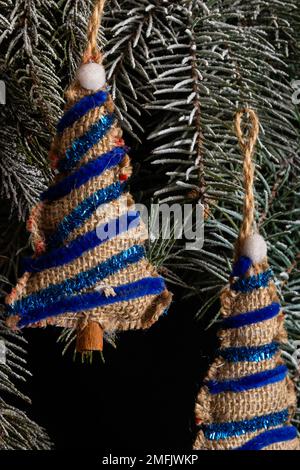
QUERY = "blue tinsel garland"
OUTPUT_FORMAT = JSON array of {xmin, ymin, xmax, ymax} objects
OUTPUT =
[
  {"xmin": 234, "ymin": 426, "xmax": 297, "ymax": 450},
  {"xmin": 202, "ymin": 408, "xmax": 289, "ymax": 440},
  {"xmin": 21, "ymin": 211, "xmax": 140, "ymax": 274},
  {"xmin": 18, "ymin": 276, "xmax": 166, "ymax": 327},
  {"xmin": 48, "ymin": 181, "xmax": 125, "ymax": 248},
  {"xmin": 8, "ymin": 245, "xmax": 145, "ymax": 317},
  {"xmin": 218, "ymin": 342, "xmax": 279, "ymax": 363},
  {"xmin": 57, "ymin": 90, "xmax": 108, "ymax": 133},
  {"xmin": 58, "ymin": 113, "xmax": 115, "ymax": 171},
  {"xmin": 231, "ymin": 269, "xmax": 274, "ymax": 292},
  {"xmin": 41, "ymin": 146, "xmax": 126, "ymax": 202}
]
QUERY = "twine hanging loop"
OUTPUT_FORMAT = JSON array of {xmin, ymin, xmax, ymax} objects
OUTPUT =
[
  {"xmin": 65, "ymin": 0, "xmax": 106, "ymax": 102},
  {"xmin": 234, "ymin": 108, "xmax": 260, "ymax": 254},
  {"xmin": 83, "ymin": 0, "xmax": 106, "ymax": 63}
]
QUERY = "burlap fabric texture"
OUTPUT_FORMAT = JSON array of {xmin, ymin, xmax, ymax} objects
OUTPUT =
[
  {"xmin": 5, "ymin": 84, "xmax": 172, "ymax": 347},
  {"xmin": 194, "ymin": 258, "xmax": 300, "ymax": 450},
  {"xmin": 194, "ymin": 109, "xmax": 299, "ymax": 450}
]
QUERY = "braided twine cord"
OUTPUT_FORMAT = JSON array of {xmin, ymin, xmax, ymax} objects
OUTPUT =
[
  {"xmin": 65, "ymin": 0, "xmax": 105, "ymax": 104},
  {"xmin": 234, "ymin": 108, "xmax": 259, "ymax": 258}
]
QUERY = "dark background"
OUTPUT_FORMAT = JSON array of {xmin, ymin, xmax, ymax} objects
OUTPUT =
[{"xmin": 22, "ymin": 293, "xmax": 218, "ymax": 450}]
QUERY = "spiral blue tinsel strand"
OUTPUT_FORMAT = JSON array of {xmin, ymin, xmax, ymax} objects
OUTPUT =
[
  {"xmin": 218, "ymin": 342, "xmax": 279, "ymax": 362},
  {"xmin": 231, "ymin": 269, "xmax": 273, "ymax": 293},
  {"xmin": 8, "ymin": 245, "xmax": 145, "ymax": 318},
  {"xmin": 17, "ymin": 277, "xmax": 166, "ymax": 327},
  {"xmin": 58, "ymin": 113, "xmax": 115, "ymax": 171},
  {"xmin": 40, "ymin": 146, "xmax": 126, "ymax": 202},
  {"xmin": 57, "ymin": 90, "xmax": 108, "ymax": 133},
  {"xmin": 48, "ymin": 181, "xmax": 124, "ymax": 248},
  {"xmin": 202, "ymin": 409, "xmax": 289, "ymax": 440},
  {"xmin": 234, "ymin": 426, "xmax": 297, "ymax": 450},
  {"xmin": 21, "ymin": 211, "xmax": 140, "ymax": 274}
]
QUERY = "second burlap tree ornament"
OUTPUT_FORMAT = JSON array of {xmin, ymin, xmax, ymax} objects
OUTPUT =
[
  {"xmin": 194, "ymin": 109, "xmax": 299, "ymax": 450},
  {"xmin": 5, "ymin": 0, "xmax": 172, "ymax": 353}
]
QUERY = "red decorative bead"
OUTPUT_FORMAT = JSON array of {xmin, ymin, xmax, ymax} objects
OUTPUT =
[
  {"xmin": 119, "ymin": 173, "xmax": 128, "ymax": 181},
  {"xmin": 49, "ymin": 153, "xmax": 59, "ymax": 169},
  {"xmin": 35, "ymin": 240, "xmax": 46, "ymax": 255},
  {"xmin": 115, "ymin": 138, "xmax": 125, "ymax": 147},
  {"xmin": 27, "ymin": 217, "xmax": 33, "ymax": 231}
]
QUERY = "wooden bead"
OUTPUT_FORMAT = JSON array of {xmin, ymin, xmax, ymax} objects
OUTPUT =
[{"xmin": 76, "ymin": 320, "xmax": 104, "ymax": 352}]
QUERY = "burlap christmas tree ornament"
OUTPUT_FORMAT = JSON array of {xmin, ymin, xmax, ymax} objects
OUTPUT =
[
  {"xmin": 194, "ymin": 109, "xmax": 300, "ymax": 450},
  {"xmin": 5, "ymin": 0, "xmax": 172, "ymax": 353}
]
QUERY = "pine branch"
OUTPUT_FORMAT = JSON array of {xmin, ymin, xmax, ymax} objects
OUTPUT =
[{"xmin": 0, "ymin": 313, "xmax": 51, "ymax": 449}]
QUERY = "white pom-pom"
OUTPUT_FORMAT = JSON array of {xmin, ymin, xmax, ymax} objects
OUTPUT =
[
  {"xmin": 77, "ymin": 63, "xmax": 106, "ymax": 91},
  {"xmin": 241, "ymin": 233, "xmax": 267, "ymax": 264}
]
